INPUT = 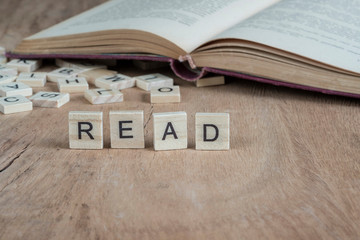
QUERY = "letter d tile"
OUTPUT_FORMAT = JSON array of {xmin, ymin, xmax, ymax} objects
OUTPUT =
[
  {"xmin": 69, "ymin": 111, "xmax": 103, "ymax": 149},
  {"xmin": 195, "ymin": 113, "xmax": 230, "ymax": 150}
]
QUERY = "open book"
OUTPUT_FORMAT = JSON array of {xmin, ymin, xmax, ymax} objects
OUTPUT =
[{"xmin": 9, "ymin": 0, "xmax": 360, "ymax": 98}]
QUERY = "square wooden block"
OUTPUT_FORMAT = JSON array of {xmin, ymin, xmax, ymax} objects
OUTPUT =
[
  {"xmin": 0, "ymin": 74, "xmax": 17, "ymax": 85},
  {"xmin": 16, "ymin": 72, "xmax": 47, "ymax": 87},
  {"xmin": 151, "ymin": 86, "xmax": 180, "ymax": 103},
  {"xmin": 56, "ymin": 59, "xmax": 106, "ymax": 70},
  {"xmin": 0, "ymin": 82, "xmax": 32, "ymax": 97},
  {"xmin": 47, "ymin": 67, "xmax": 82, "ymax": 82},
  {"xmin": 196, "ymin": 76, "xmax": 225, "ymax": 87},
  {"xmin": 30, "ymin": 91, "xmax": 70, "ymax": 108},
  {"xmin": 0, "ymin": 64, "xmax": 18, "ymax": 76},
  {"xmin": 95, "ymin": 73, "xmax": 135, "ymax": 90},
  {"xmin": 153, "ymin": 112, "xmax": 187, "ymax": 151},
  {"xmin": 195, "ymin": 113, "xmax": 230, "ymax": 150},
  {"xmin": 0, "ymin": 95, "xmax": 33, "ymax": 114},
  {"xmin": 78, "ymin": 69, "xmax": 117, "ymax": 85},
  {"xmin": 84, "ymin": 88, "xmax": 123, "ymax": 105},
  {"xmin": 7, "ymin": 59, "xmax": 42, "ymax": 72},
  {"xmin": 110, "ymin": 110, "xmax": 145, "ymax": 148},
  {"xmin": 69, "ymin": 111, "xmax": 103, "ymax": 149},
  {"xmin": 135, "ymin": 73, "xmax": 173, "ymax": 91},
  {"xmin": 57, "ymin": 77, "xmax": 89, "ymax": 93}
]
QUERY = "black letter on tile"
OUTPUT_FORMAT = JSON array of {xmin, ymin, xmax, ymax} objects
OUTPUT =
[
  {"xmin": 162, "ymin": 122, "xmax": 178, "ymax": 140},
  {"xmin": 203, "ymin": 124, "xmax": 219, "ymax": 142},
  {"xmin": 78, "ymin": 122, "xmax": 94, "ymax": 140},
  {"xmin": 119, "ymin": 121, "xmax": 133, "ymax": 138}
]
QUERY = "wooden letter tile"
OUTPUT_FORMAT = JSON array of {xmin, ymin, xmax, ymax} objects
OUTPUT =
[
  {"xmin": 0, "ymin": 64, "xmax": 18, "ymax": 76},
  {"xmin": 0, "ymin": 82, "xmax": 32, "ymax": 97},
  {"xmin": 110, "ymin": 110, "xmax": 145, "ymax": 148},
  {"xmin": 47, "ymin": 67, "xmax": 82, "ymax": 82},
  {"xmin": 0, "ymin": 74, "xmax": 17, "ymax": 85},
  {"xmin": 196, "ymin": 76, "xmax": 225, "ymax": 87},
  {"xmin": 16, "ymin": 72, "xmax": 47, "ymax": 87},
  {"xmin": 57, "ymin": 77, "xmax": 89, "ymax": 93},
  {"xmin": 69, "ymin": 111, "xmax": 103, "ymax": 149},
  {"xmin": 78, "ymin": 69, "xmax": 117, "ymax": 85},
  {"xmin": 135, "ymin": 73, "xmax": 173, "ymax": 91},
  {"xmin": 0, "ymin": 95, "xmax": 33, "ymax": 114},
  {"xmin": 7, "ymin": 59, "xmax": 42, "ymax": 72},
  {"xmin": 153, "ymin": 112, "xmax": 187, "ymax": 151},
  {"xmin": 95, "ymin": 73, "xmax": 135, "ymax": 90},
  {"xmin": 30, "ymin": 91, "xmax": 70, "ymax": 108},
  {"xmin": 195, "ymin": 113, "xmax": 230, "ymax": 150},
  {"xmin": 151, "ymin": 86, "xmax": 180, "ymax": 103},
  {"xmin": 84, "ymin": 88, "xmax": 123, "ymax": 105}
]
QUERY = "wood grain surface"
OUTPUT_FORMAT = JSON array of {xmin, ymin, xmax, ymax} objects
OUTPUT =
[{"xmin": 0, "ymin": 1, "xmax": 360, "ymax": 239}]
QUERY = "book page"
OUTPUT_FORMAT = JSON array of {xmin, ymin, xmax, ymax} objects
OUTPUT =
[
  {"xmin": 212, "ymin": 0, "xmax": 360, "ymax": 73},
  {"xmin": 27, "ymin": 0, "xmax": 279, "ymax": 53}
]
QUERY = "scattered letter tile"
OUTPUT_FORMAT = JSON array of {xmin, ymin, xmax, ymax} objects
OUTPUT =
[
  {"xmin": 47, "ymin": 67, "xmax": 82, "ymax": 82},
  {"xmin": 135, "ymin": 73, "xmax": 173, "ymax": 91},
  {"xmin": 84, "ymin": 88, "xmax": 123, "ymax": 105},
  {"xmin": 78, "ymin": 69, "xmax": 117, "ymax": 85},
  {"xmin": 0, "ymin": 74, "xmax": 17, "ymax": 85},
  {"xmin": 30, "ymin": 91, "xmax": 69, "ymax": 108},
  {"xmin": 0, "ymin": 64, "xmax": 18, "ymax": 76},
  {"xmin": 153, "ymin": 112, "xmax": 187, "ymax": 151},
  {"xmin": 16, "ymin": 72, "xmax": 47, "ymax": 87},
  {"xmin": 95, "ymin": 73, "xmax": 135, "ymax": 90},
  {"xmin": 151, "ymin": 86, "xmax": 180, "ymax": 103},
  {"xmin": 0, "ymin": 95, "xmax": 32, "ymax": 114},
  {"xmin": 7, "ymin": 59, "xmax": 42, "ymax": 72},
  {"xmin": 0, "ymin": 82, "xmax": 32, "ymax": 97},
  {"xmin": 110, "ymin": 110, "xmax": 145, "ymax": 149},
  {"xmin": 195, "ymin": 113, "xmax": 230, "ymax": 150},
  {"xmin": 69, "ymin": 111, "xmax": 103, "ymax": 149},
  {"xmin": 57, "ymin": 77, "xmax": 89, "ymax": 93}
]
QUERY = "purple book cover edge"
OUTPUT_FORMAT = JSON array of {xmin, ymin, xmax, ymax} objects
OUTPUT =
[{"xmin": 6, "ymin": 52, "xmax": 360, "ymax": 99}]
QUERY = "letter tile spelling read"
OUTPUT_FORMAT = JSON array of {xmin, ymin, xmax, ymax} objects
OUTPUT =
[
  {"xmin": 84, "ymin": 88, "xmax": 123, "ymax": 105},
  {"xmin": 195, "ymin": 113, "xmax": 230, "ymax": 150},
  {"xmin": 57, "ymin": 77, "xmax": 89, "ymax": 93},
  {"xmin": 150, "ymin": 86, "xmax": 180, "ymax": 103},
  {"xmin": 69, "ymin": 111, "xmax": 103, "ymax": 149},
  {"xmin": 30, "ymin": 91, "xmax": 69, "ymax": 108},
  {"xmin": 47, "ymin": 67, "xmax": 83, "ymax": 82},
  {"xmin": 153, "ymin": 112, "xmax": 187, "ymax": 151},
  {"xmin": 95, "ymin": 73, "xmax": 135, "ymax": 90},
  {"xmin": 16, "ymin": 72, "xmax": 47, "ymax": 87},
  {"xmin": 0, "ymin": 95, "xmax": 33, "ymax": 114},
  {"xmin": 110, "ymin": 110, "xmax": 145, "ymax": 148},
  {"xmin": 0, "ymin": 82, "xmax": 32, "ymax": 97},
  {"xmin": 135, "ymin": 73, "xmax": 173, "ymax": 91},
  {"xmin": 0, "ymin": 74, "xmax": 17, "ymax": 85},
  {"xmin": 7, "ymin": 59, "xmax": 42, "ymax": 73}
]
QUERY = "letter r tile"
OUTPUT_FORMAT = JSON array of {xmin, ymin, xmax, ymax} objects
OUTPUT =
[
  {"xmin": 195, "ymin": 113, "xmax": 230, "ymax": 150},
  {"xmin": 69, "ymin": 111, "xmax": 103, "ymax": 149}
]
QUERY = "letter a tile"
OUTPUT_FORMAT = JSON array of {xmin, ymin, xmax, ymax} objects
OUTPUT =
[
  {"xmin": 195, "ymin": 113, "xmax": 230, "ymax": 150},
  {"xmin": 69, "ymin": 111, "xmax": 103, "ymax": 149},
  {"xmin": 153, "ymin": 112, "xmax": 187, "ymax": 151}
]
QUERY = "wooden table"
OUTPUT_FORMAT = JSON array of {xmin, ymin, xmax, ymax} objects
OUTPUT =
[{"xmin": 1, "ymin": 1, "xmax": 359, "ymax": 239}]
